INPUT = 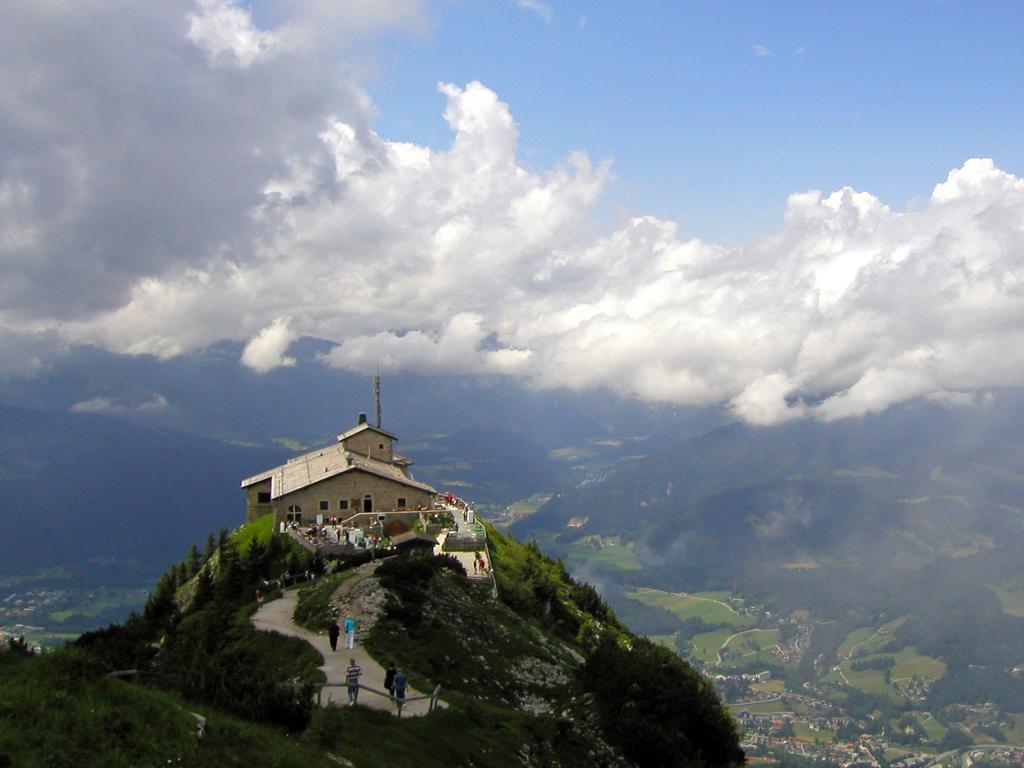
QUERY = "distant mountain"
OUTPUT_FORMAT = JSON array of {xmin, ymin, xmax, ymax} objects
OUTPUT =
[
  {"xmin": 515, "ymin": 395, "xmax": 1024, "ymax": 674},
  {"xmin": 0, "ymin": 339, "xmax": 720, "ymax": 584},
  {"xmin": 0, "ymin": 339, "xmax": 718, "ymax": 451},
  {"xmin": 0, "ymin": 403, "xmax": 287, "ymax": 575}
]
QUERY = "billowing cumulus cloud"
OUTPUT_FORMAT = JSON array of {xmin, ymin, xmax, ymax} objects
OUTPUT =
[
  {"xmin": 241, "ymin": 317, "xmax": 298, "ymax": 373},
  {"xmin": 3, "ymin": 2, "xmax": 1024, "ymax": 424}
]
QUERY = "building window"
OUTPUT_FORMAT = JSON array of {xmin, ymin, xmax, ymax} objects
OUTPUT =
[
  {"xmin": 363, "ymin": 495, "xmax": 373, "ymax": 514},
  {"xmin": 397, "ymin": 497, "xmax": 407, "ymax": 508},
  {"xmin": 319, "ymin": 500, "xmax": 329, "ymax": 511},
  {"xmin": 257, "ymin": 491, "xmax": 271, "ymax": 503},
  {"xmin": 339, "ymin": 499, "xmax": 349, "ymax": 511},
  {"xmin": 286, "ymin": 504, "xmax": 302, "ymax": 524},
  {"xmin": 379, "ymin": 443, "xmax": 385, "ymax": 450}
]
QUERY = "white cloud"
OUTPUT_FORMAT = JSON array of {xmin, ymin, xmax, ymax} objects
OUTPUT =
[
  {"xmin": 517, "ymin": 0, "xmax": 553, "ymax": 23},
  {"xmin": 70, "ymin": 394, "xmax": 169, "ymax": 414},
  {"xmin": 5, "ymin": 3, "xmax": 1024, "ymax": 425},
  {"xmin": 187, "ymin": 0, "xmax": 280, "ymax": 67},
  {"xmin": 753, "ymin": 44, "xmax": 772, "ymax": 57},
  {"xmin": 241, "ymin": 317, "xmax": 298, "ymax": 373}
]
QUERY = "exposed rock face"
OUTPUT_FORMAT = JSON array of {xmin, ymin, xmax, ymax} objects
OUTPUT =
[{"xmin": 330, "ymin": 572, "xmax": 389, "ymax": 643}]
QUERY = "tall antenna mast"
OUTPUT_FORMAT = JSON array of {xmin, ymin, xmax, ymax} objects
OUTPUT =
[{"xmin": 373, "ymin": 368, "xmax": 382, "ymax": 428}]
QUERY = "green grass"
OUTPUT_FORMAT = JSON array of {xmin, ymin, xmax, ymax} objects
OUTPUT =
[
  {"xmin": 718, "ymin": 629, "xmax": 780, "ymax": 670},
  {"xmin": 843, "ymin": 667, "xmax": 896, "ymax": 697},
  {"xmin": 2, "ymin": 646, "xmax": 598, "ymax": 768},
  {"xmin": 624, "ymin": 588, "xmax": 753, "ymax": 629},
  {"xmin": 564, "ymin": 536, "xmax": 643, "ymax": 572},
  {"xmin": 722, "ymin": 628, "xmax": 779, "ymax": 654},
  {"xmin": 0, "ymin": 648, "xmax": 329, "ymax": 768},
  {"xmin": 365, "ymin": 565, "xmax": 578, "ymax": 707},
  {"xmin": 292, "ymin": 571, "xmax": 357, "ymax": 632},
  {"xmin": 305, "ymin": 699, "xmax": 604, "ymax": 768},
  {"xmin": 751, "ymin": 679, "xmax": 785, "ymax": 695},
  {"xmin": 689, "ymin": 630, "xmax": 732, "ymax": 664},
  {"xmin": 646, "ymin": 633, "xmax": 678, "ymax": 651},
  {"xmin": 793, "ymin": 722, "xmax": 833, "ymax": 742},
  {"xmin": 837, "ymin": 627, "xmax": 876, "ymax": 658},
  {"xmin": 49, "ymin": 588, "xmax": 150, "ymax": 622},
  {"xmin": 234, "ymin": 614, "xmax": 325, "ymax": 685},
  {"xmin": 917, "ymin": 713, "xmax": 948, "ymax": 743},
  {"xmin": 729, "ymin": 698, "xmax": 787, "ymax": 714},
  {"xmin": 505, "ymin": 494, "xmax": 551, "ymax": 515},
  {"xmin": 1000, "ymin": 712, "xmax": 1024, "ymax": 743},
  {"xmin": 889, "ymin": 646, "xmax": 945, "ymax": 680},
  {"xmin": 230, "ymin": 512, "xmax": 277, "ymax": 555},
  {"xmin": 991, "ymin": 580, "xmax": 1024, "ymax": 617},
  {"xmin": 838, "ymin": 617, "xmax": 906, "ymax": 659},
  {"xmin": 833, "ymin": 646, "xmax": 944, "ymax": 701}
]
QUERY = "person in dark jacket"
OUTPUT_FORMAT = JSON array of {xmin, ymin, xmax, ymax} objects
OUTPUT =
[
  {"xmin": 327, "ymin": 619, "xmax": 341, "ymax": 652},
  {"xmin": 384, "ymin": 662, "xmax": 397, "ymax": 696}
]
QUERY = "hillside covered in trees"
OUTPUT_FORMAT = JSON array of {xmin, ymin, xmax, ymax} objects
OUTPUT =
[{"xmin": 0, "ymin": 517, "xmax": 743, "ymax": 768}]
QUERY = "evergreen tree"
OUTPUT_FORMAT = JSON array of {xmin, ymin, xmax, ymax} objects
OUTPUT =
[
  {"xmin": 186, "ymin": 544, "xmax": 202, "ymax": 577},
  {"xmin": 244, "ymin": 538, "xmax": 267, "ymax": 585},
  {"xmin": 193, "ymin": 565, "xmax": 215, "ymax": 610}
]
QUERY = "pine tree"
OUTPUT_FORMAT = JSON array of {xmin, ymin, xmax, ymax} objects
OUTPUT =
[{"xmin": 193, "ymin": 565, "xmax": 215, "ymax": 610}]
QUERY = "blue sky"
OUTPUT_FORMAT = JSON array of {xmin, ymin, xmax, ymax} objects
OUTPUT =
[{"xmin": 365, "ymin": 1, "xmax": 1024, "ymax": 244}]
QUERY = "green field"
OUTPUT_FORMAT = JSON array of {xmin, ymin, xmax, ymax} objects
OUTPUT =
[
  {"xmin": 722, "ymin": 628, "xmax": 779, "ymax": 654},
  {"xmin": 730, "ymin": 698, "xmax": 787, "ymax": 714},
  {"xmin": 48, "ymin": 588, "xmax": 149, "ymax": 622},
  {"xmin": 718, "ymin": 629, "xmax": 780, "ymax": 670},
  {"xmin": 564, "ymin": 536, "xmax": 643, "ymax": 572},
  {"xmin": 646, "ymin": 633, "xmax": 678, "ymax": 651},
  {"xmin": 832, "ymin": 646, "xmax": 945, "ymax": 701},
  {"xmin": 624, "ymin": 588, "xmax": 753, "ymax": 629},
  {"xmin": 916, "ymin": 713, "xmax": 948, "ymax": 743},
  {"xmin": 504, "ymin": 494, "xmax": 551, "ymax": 516},
  {"xmin": 751, "ymin": 679, "xmax": 785, "ymax": 695},
  {"xmin": 837, "ymin": 627, "xmax": 876, "ymax": 657},
  {"xmin": 689, "ymin": 630, "xmax": 733, "ymax": 664},
  {"xmin": 838, "ymin": 617, "xmax": 905, "ymax": 659},
  {"xmin": 843, "ymin": 667, "xmax": 894, "ymax": 697},
  {"xmin": 889, "ymin": 646, "xmax": 946, "ymax": 680},
  {"xmin": 991, "ymin": 580, "xmax": 1024, "ymax": 617},
  {"xmin": 1001, "ymin": 712, "xmax": 1024, "ymax": 743},
  {"xmin": 793, "ymin": 722, "xmax": 834, "ymax": 742}
]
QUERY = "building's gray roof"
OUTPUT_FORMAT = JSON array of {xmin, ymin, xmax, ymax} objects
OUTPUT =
[
  {"xmin": 335, "ymin": 422, "xmax": 398, "ymax": 443},
  {"xmin": 240, "ymin": 443, "xmax": 435, "ymax": 499}
]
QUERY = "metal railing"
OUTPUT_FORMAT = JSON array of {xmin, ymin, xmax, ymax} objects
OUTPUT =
[{"xmin": 283, "ymin": 680, "xmax": 443, "ymax": 717}]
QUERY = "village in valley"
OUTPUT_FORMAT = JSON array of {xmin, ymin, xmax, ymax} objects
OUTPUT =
[{"xmin": 534, "ymin": 534, "xmax": 1024, "ymax": 768}]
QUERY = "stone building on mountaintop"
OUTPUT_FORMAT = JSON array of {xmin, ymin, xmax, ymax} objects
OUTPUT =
[{"xmin": 240, "ymin": 412, "xmax": 436, "ymax": 528}]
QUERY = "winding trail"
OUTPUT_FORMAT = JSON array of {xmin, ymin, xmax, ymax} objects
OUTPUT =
[
  {"xmin": 716, "ymin": 628, "xmax": 768, "ymax": 666},
  {"xmin": 251, "ymin": 562, "xmax": 437, "ymax": 716}
]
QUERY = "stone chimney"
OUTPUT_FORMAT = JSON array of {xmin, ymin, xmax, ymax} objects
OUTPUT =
[{"xmin": 357, "ymin": 412, "xmax": 367, "ymax": 425}]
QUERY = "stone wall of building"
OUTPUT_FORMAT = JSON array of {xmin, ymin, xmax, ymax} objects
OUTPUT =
[
  {"xmin": 268, "ymin": 468, "xmax": 431, "ymax": 525},
  {"xmin": 340, "ymin": 430, "xmax": 394, "ymax": 463}
]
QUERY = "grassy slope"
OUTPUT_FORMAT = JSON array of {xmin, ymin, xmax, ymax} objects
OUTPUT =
[
  {"xmin": 0, "ymin": 649, "xmax": 328, "ymax": 768},
  {"xmin": 4, "ymin": 514, "xmax": 743, "ymax": 768}
]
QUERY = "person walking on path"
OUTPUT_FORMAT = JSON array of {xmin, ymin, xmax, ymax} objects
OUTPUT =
[
  {"xmin": 384, "ymin": 662, "xmax": 397, "ymax": 696},
  {"xmin": 393, "ymin": 669, "xmax": 407, "ymax": 705},
  {"xmin": 327, "ymin": 619, "xmax": 340, "ymax": 652},
  {"xmin": 345, "ymin": 658, "xmax": 362, "ymax": 706},
  {"xmin": 344, "ymin": 616, "xmax": 356, "ymax": 649}
]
